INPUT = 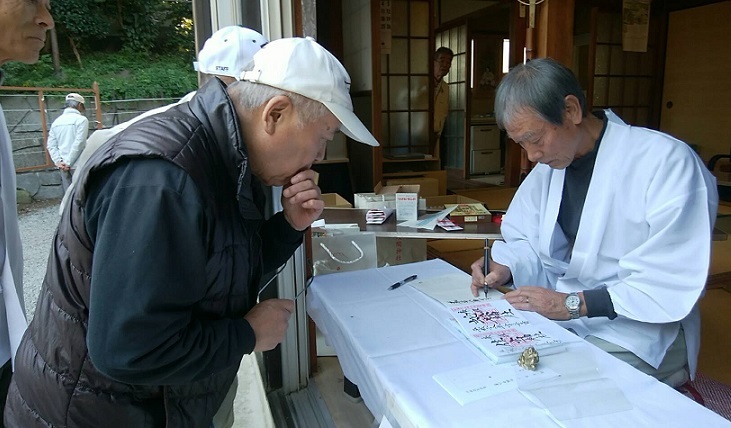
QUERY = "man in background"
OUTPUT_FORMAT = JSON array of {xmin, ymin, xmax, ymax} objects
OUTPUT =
[
  {"xmin": 59, "ymin": 25, "xmax": 268, "ymax": 214},
  {"xmin": 434, "ymin": 47, "xmax": 453, "ymax": 166},
  {"xmin": 0, "ymin": 0, "xmax": 54, "ymax": 425},
  {"xmin": 7, "ymin": 36, "xmax": 379, "ymax": 427},
  {"xmin": 46, "ymin": 92, "xmax": 89, "ymax": 191}
]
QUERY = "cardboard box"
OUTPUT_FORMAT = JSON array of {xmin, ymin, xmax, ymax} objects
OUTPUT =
[
  {"xmin": 321, "ymin": 193, "xmax": 352, "ymax": 208},
  {"xmin": 452, "ymin": 187, "xmax": 518, "ymax": 210},
  {"xmin": 383, "ymin": 170, "xmax": 447, "ymax": 195},
  {"xmin": 424, "ymin": 195, "xmax": 481, "ymax": 212},
  {"xmin": 385, "ymin": 177, "xmax": 440, "ymax": 197},
  {"xmin": 446, "ymin": 203, "xmax": 491, "ymax": 223},
  {"xmin": 426, "ymin": 239, "xmax": 485, "ymax": 274},
  {"xmin": 354, "ymin": 182, "xmax": 427, "ymax": 211},
  {"xmin": 377, "ymin": 237, "xmax": 427, "ymax": 267}
]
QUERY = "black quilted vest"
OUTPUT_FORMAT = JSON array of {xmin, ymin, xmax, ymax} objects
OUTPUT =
[{"xmin": 6, "ymin": 79, "xmax": 264, "ymax": 427}]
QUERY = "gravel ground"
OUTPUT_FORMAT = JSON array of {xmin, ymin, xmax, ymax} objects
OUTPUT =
[{"xmin": 17, "ymin": 199, "xmax": 61, "ymax": 319}]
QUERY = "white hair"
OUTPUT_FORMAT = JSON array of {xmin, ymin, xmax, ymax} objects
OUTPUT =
[{"xmin": 227, "ymin": 80, "xmax": 329, "ymax": 127}]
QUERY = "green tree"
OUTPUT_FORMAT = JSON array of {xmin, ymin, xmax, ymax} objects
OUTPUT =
[
  {"xmin": 51, "ymin": 0, "xmax": 110, "ymax": 66},
  {"xmin": 51, "ymin": 0, "xmax": 193, "ymax": 60},
  {"xmin": 2, "ymin": 0, "xmax": 196, "ymax": 100}
]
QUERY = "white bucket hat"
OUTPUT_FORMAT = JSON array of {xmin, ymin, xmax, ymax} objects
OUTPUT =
[
  {"xmin": 240, "ymin": 37, "xmax": 379, "ymax": 147},
  {"xmin": 194, "ymin": 26, "xmax": 268, "ymax": 77}
]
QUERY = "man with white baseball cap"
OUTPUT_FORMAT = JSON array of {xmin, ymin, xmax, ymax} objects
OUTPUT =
[
  {"xmin": 240, "ymin": 36, "xmax": 379, "ymax": 147},
  {"xmin": 46, "ymin": 92, "xmax": 89, "ymax": 190},
  {"xmin": 195, "ymin": 25, "xmax": 268, "ymax": 85},
  {"xmin": 9, "ymin": 35, "xmax": 378, "ymax": 428}
]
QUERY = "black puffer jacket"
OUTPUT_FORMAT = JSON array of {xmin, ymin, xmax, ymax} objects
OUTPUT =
[{"xmin": 5, "ymin": 79, "xmax": 301, "ymax": 427}]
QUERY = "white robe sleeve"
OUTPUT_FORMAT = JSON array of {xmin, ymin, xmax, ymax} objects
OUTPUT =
[
  {"xmin": 606, "ymin": 149, "xmax": 717, "ymax": 323},
  {"xmin": 492, "ymin": 170, "xmax": 557, "ymax": 288}
]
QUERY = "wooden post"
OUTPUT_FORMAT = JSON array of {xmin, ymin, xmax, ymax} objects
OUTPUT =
[
  {"xmin": 371, "ymin": 0, "xmax": 383, "ymax": 187},
  {"xmin": 38, "ymin": 90, "xmax": 52, "ymax": 167},
  {"xmin": 93, "ymin": 82, "xmax": 103, "ymax": 129},
  {"xmin": 503, "ymin": 0, "xmax": 528, "ymax": 188},
  {"xmin": 536, "ymin": 0, "xmax": 575, "ymax": 65},
  {"xmin": 520, "ymin": 23, "xmax": 534, "ymax": 183}
]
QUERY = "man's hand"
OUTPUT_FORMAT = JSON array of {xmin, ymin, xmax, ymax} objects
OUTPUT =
[
  {"xmin": 282, "ymin": 169, "xmax": 325, "ymax": 231},
  {"xmin": 503, "ymin": 286, "xmax": 574, "ymax": 320},
  {"xmin": 244, "ymin": 299, "xmax": 295, "ymax": 352},
  {"xmin": 470, "ymin": 256, "xmax": 512, "ymax": 296},
  {"xmin": 56, "ymin": 161, "xmax": 70, "ymax": 171}
]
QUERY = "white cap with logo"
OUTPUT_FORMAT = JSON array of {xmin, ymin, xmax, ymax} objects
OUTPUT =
[
  {"xmin": 65, "ymin": 93, "xmax": 85, "ymax": 105},
  {"xmin": 194, "ymin": 26, "xmax": 268, "ymax": 77},
  {"xmin": 240, "ymin": 37, "xmax": 379, "ymax": 147}
]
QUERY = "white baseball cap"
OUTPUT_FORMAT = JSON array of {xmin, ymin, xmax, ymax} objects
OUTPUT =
[
  {"xmin": 66, "ymin": 93, "xmax": 85, "ymax": 105},
  {"xmin": 240, "ymin": 37, "xmax": 379, "ymax": 147},
  {"xmin": 194, "ymin": 26, "xmax": 268, "ymax": 77}
]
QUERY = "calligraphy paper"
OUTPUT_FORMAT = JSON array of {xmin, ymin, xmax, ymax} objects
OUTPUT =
[{"xmin": 449, "ymin": 300, "xmax": 565, "ymax": 363}]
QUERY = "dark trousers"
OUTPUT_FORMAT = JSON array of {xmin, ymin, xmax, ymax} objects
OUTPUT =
[{"xmin": 0, "ymin": 359, "xmax": 12, "ymax": 428}]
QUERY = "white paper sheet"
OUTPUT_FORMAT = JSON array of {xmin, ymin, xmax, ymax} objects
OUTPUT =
[
  {"xmin": 397, "ymin": 206, "xmax": 456, "ymax": 229},
  {"xmin": 410, "ymin": 273, "xmax": 502, "ymax": 304},
  {"xmin": 520, "ymin": 377, "xmax": 633, "ymax": 421},
  {"xmin": 433, "ymin": 362, "xmax": 515, "ymax": 406},
  {"xmin": 433, "ymin": 361, "xmax": 560, "ymax": 406}
]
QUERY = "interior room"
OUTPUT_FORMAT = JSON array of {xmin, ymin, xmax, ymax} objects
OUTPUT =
[
  {"xmin": 191, "ymin": 0, "xmax": 731, "ymax": 426},
  {"xmin": 302, "ymin": 0, "xmax": 731, "ymax": 425}
]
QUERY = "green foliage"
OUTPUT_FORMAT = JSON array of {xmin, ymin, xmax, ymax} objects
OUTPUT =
[
  {"xmin": 1, "ymin": 0, "xmax": 196, "ymax": 100},
  {"xmin": 2, "ymin": 52, "xmax": 198, "ymax": 101},
  {"xmin": 51, "ymin": 0, "xmax": 193, "ymax": 55},
  {"xmin": 52, "ymin": 0, "xmax": 110, "ymax": 42}
]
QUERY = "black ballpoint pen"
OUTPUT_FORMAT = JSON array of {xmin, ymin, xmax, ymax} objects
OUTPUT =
[
  {"xmin": 483, "ymin": 239, "xmax": 489, "ymax": 299},
  {"xmin": 388, "ymin": 274, "xmax": 418, "ymax": 290}
]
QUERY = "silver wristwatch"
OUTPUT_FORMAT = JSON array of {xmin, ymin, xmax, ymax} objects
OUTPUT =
[{"xmin": 565, "ymin": 292, "xmax": 581, "ymax": 319}]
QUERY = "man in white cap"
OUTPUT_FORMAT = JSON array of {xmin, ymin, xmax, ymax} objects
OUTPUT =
[
  {"xmin": 194, "ymin": 25, "xmax": 268, "ymax": 87},
  {"xmin": 6, "ymin": 36, "xmax": 378, "ymax": 427},
  {"xmin": 46, "ymin": 92, "xmax": 89, "ymax": 190},
  {"xmin": 59, "ymin": 25, "xmax": 269, "ymax": 214}
]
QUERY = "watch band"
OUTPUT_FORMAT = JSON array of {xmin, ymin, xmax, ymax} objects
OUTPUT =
[{"xmin": 566, "ymin": 292, "xmax": 581, "ymax": 319}]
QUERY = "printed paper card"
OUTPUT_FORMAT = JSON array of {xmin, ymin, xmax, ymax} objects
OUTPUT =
[
  {"xmin": 395, "ymin": 192, "xmax": 418, "ymax": 221},
  {"xmin": 433, "ymin": 361, "xmax": 560, "ymax": 406},
  {"xmin": 433, "ymin": 362, "xmax": 515, "ymax": 406}
]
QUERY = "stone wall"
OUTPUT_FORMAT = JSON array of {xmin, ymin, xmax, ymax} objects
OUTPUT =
[{"xmin": 16, "ymin": 169, "xmax": 64, "ymax": 202}]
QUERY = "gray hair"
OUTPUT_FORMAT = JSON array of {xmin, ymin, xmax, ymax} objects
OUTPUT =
[
  {"xmin": 435, "ymin": 47, "xmax": 454, "ymax": 59},
  {"xmin": 495, "ymin": 58, "xmax": 586, "ymax": 129},
  {"xmin": 65, "ymin": 100, "xmax": 83, "ymax": 109},
  {"xmin": 227, "ymin": 80, "xmax": 330, "ymax": 126}
]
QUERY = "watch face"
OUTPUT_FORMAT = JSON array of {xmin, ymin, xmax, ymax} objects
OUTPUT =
[{"xmin": 566, "ymin": 294, "xmax": 581, "ymax": 310}]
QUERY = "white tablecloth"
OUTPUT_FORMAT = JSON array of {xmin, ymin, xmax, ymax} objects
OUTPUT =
[{"xmin": 307, "ymin": 259, "xmax": 730, "ymax": 427}]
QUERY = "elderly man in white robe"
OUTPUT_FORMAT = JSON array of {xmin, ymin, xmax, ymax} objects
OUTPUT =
[{"xmin": 470, "ymin": 58, "xmax": 718, "ymax": 388}]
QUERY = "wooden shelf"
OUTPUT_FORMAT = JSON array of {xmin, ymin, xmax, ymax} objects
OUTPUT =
[
  {"xmin": 383, "ymin": 170, "xmax": 441, "ymax": 178},
  {"xmin": 314, "ymin": 158, "xmax": 349, "ymax": 165},
  {"xmin": 382, "ymin": 158, "xmax": 438, "ymax": 163}
]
